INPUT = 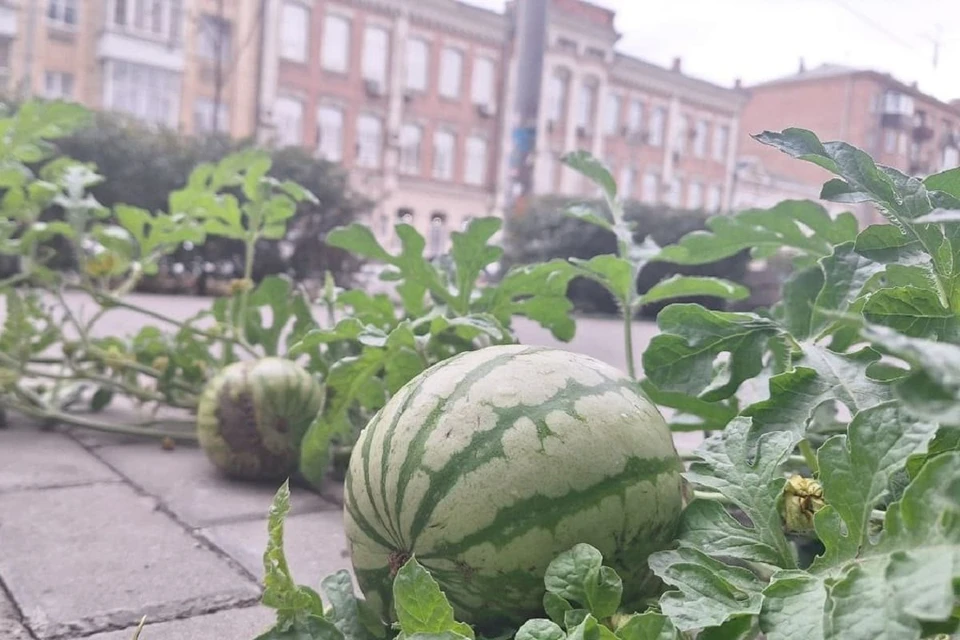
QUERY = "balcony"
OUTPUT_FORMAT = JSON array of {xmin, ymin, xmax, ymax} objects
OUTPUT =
[{"xmin": 97, "ymin": 28, "xmax": 184, "ymax": 72}]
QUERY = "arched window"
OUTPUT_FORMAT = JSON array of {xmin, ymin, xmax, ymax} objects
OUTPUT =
[{"xmin": 429, "ymin": 212, "xmax": 447, "ymax": 257}]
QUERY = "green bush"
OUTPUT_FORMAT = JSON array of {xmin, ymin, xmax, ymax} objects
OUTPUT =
[{"xmin": 502, "ymin": 196, "xmax": 752, "ymax": 316}]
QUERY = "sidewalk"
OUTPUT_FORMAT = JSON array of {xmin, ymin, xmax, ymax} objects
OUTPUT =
[
  {"xmin": 0, "ymin": 422, "xmax": 351, "ymax": 640},
  {"xmin": 0, "ymin": 419, "xmax": 706, "ymax": 640}
]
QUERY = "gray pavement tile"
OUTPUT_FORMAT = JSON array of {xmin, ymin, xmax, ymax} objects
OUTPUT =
[
  {"xmin": 201, "ymin": 508, "xmax": 356, "ymax": 591},
  {"xmin": 0, "ymin": 587, "xmax": 31, "ymax": 639},
  {"xmin": 0, "ymin": 483, "xmax": 259, "ymax": 639},
  {"xmin": 86, "ymin": 605, "xmax": 275, "ymax": 640},
  {"xmin": 96, "ymin": 443, "xmax": 335, "ymax": 528},
  {"xmin": 0, "ymin": 426, "xmax": 119, "ymax": 492}
]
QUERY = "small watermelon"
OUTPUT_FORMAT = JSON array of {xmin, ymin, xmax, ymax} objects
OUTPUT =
[
  {"xmin": 343, "ymin": 345, "xmax": 683, "ymax": 630},
  {"xmin": 197, "ymin": 357, "xmax": 323, "ymax": 481}
]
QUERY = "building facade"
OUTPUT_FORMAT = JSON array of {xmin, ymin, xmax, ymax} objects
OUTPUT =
[
  {"xmin": 0, "ymin": 0, "xmax": 259, "ymax": 139},
  {"xmin": 737, "ymin": 63, "xmax": 960, "ymax": 223}
]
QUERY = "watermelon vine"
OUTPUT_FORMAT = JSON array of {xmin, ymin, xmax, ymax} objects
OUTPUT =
[{"xmin": 254, "ymin": 130, "xmax": 960, "ymax": 640}]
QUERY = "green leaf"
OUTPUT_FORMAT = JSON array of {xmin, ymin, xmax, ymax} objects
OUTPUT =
[
  {"xmin": 543, "ymin": 543, "xmax": 600, "ymax": 609},
  {"xmin": 654, "ymin": 200, "xmax": 853, "ymax": 267},
  {"xmin": 776, "ymin": 266, "xmax": 824, "ymax": 340},
  {"xmin": 680, "ymin": 418, "xmax": 798, "ymax": 569},
  {"xmin": 542, "ymin": 592, "xmax": 572, "ymax": 626},
  {"xmin": 911, "ymin": 209, "xmax": 960, "ymax": 224},
  {"xmin": 675, "ymin": 499, "xmax": 785, "ymax": 567},
  {"xmin": 245, "ymin": 276, "xmax": 303, "ymax": 355},
  {"xmin": 816, "ymin": 402, "xmax": 938, "ymax": 561},
  {"xmin": 321, "ymin": 571, "xmax": 375, "ymax": 640},
  {"xmin": 326, "ymin": 224, "xmax": 393, "ymax": 262},
  {"xmin": 253, "ymin": 615, "xmax": 345, "ymax": 640},
  {"xmin": 562, "ymin": 151, "xmax": 617, "ymax": 202},
  {"xmin": 648, "ymin": 547, "xmax": 765, "ymax": 632},
  {"xmin": 862, "ymin": 286, "xmax": 952, "ymax": 338},
  {"xmin": 614, "ymin": 612, "xmax": 681, "ymax": 640},
  {"xmin": 862, "ymin": 324, "xmax": 960, "ymax": 425},
  {"xmin": 759, "ymin": 452, "xmax": 960, "ymax": 640},
  {"xmin": 449, "ymin": 217, "xmax": 503, "ymax": 310},
  {"xmin": 743, "ymin": 344, "xmax": 892, "ymax": 445},
  {"xmin": 564, "ymin": 204, "xmax": 613, "ymax": 232},
  {"xmin": 479, "ymin": 260, "xmax": 577, "ymax": 341},
  {"xmin": 923, "ymin": 167, "xmax": 960, "ymax": 199},
  {"xmin": 809, "ymin": 242, "xmax": 883, "ymax": 334},
  {"xmin": 392, "ymin": 557, "xmax": 474, "ymax": 639},
  {"xmin": 637, "ymin": 275, "xmax": 749, "ymax": 307},
  {"xmin": 569, "ymin": 255, "xmax": 634, "ymax": 303},
  {"xmin": 854, "ymin": 225, "xmax": 926, "ymax": 264},
  {"xmin": 566, "ymin": 615, "xmax": 602, "ymax": 640},
  {"xmin": 515, "ymin": 619, "xmax": 565, "ymax": 640},
  {"xmin": 906, "ymin": 427, "xmax": 960, "ymax": 479},
  {"xmin": 637, "ymin": 380, "xmax": 738, "ymax": 432},
  {"xmin": 642, "ymin": 305, "xmax": 782, "ymax": 401},
  {"xmin": 89, "ymin": 387, "xmax": 113, "ymax": 412}
]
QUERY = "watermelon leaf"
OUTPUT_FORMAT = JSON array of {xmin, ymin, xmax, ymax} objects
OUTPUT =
[
  {"xmin": 542, "ymin": 592, "xmax": 573, "ymax": 626},
  {"xmin": 516, "ymin": 619, "xmax": 566, "ymax": 640},
  {"xmin": 392, "ymin": 557, "xmax": 475, "ymax": 640},
  {"xmin": 320, "ymin": 571, "xmax": 379, "ymax": 640},
  {"xmin": 636, "ymin": 275, "xmax": 750, "ymax": 308},
  {"xmin": 543, "ymin": 544, "xmax": 622, "ymax": 620},
  {"xmin": 613, "ymin": 612, "xmax": 681, "ymax": 640}
]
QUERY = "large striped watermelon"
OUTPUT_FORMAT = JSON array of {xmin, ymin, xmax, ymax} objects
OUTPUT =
[
  {"xmin": 343, "ymin": 345, "xmax": 684, "ymax": 630},
  {"xmin": 197, "ymin": 357, "xmax": 323, "ymax": 481}
]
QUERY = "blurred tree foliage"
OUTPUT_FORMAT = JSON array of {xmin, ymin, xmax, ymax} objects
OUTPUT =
[{"xmin": 502, "ymin": 196, "xmax": 753, "ymax": 317}]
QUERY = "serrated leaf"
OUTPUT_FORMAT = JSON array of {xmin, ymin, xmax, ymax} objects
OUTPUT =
[
  {"xmin": 777, "ymin": 265, "xmax": 824, "ymax": 340},
  {"xmin": 815, "ymin": 402, "xmax": 939, "ymax": 562},
  {"xmin": 480, "ymin": 260, "xmax": 577, "ymax": 341},
  {"xmin": 642, "ymin": 305, "xmax": 782, "ymax": 401},
  {"xmin": 392, "ymin": 557, "xmax": 474, "ymax": 640},
  {"xmin": 321, "ymin": 571, "xmax": 375, "ymax": 640},
  {"xmin": 862, "ymin": 286, "xmax": 952, "ymax": 338},
  {"xmin": 562, "ymin": 151, "xmax": 617, "ymax": 202},
  {"xmin": 614, "ymin": 612, "xmax": 681, "ymax": 640},
  {"xmin": 653, "ymin": 200, "xmax": 851, "ymax": 267},
  {"xmin": 253, "ymin": 615, "xmax": 345, "ymax": 640},
  {"xmin": 637, "ymin": 379, "xmax": 738, "ymax": 432},
  {"xmin": 743, "ymin": 344, "xmax": 891, "ymax": 445},
  {"xmin": 326, "ymin": 224, "xmax": 393, "ymax": 262},
  {"xmin": 854, "ymin": 225, "xmax": 924, "ymax": 264},
  {"xmin": 515, "ymin": 619, "xmax": 565, "ymax": 640},
  {"xmin": 638, "ymin": 275, "xmax": 749, "ymax": 307},
  {"xmin": 810, "ymin": 242, "xmax": 883, "ymax": 334},
  {"xmin": 760, "ymin": 453, "xmax": 960, "ymax": 640},
  {"xmin": 676, "ymin": 499, "xmax": 785, "ymax": 567},
  {"xmin": 681, "ymin": 418, "xmax": 798, "ymax": 569},
  {"xmin": 648, "ymin": 547, "xmax": 765, "ymax": 632},
  {"xmin": 569, "ymin": 255, "xmax": 634, "ymax": 302},
  {"xmin": 449, "ymin": 217, "xmax": 503, "ymax": 311}
]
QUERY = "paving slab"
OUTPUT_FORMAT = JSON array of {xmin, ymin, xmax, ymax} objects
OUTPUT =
[
  {"xmin": 1, "ymin": 587, "xmax": 32, "ymax": 639},
  {"xmin": 201, "ymin": 508, "xmax": 356, "ymax": 591},
  {"xmin": 0, "ymin": 483, "xmax": 259, "ymax": 639},
  {"xmin": 0, "ymin": 426, "xmax": 119, "ymax": 492},
  {"xmin": 86, "ymin": 605, "xmax": 275, "ymax": 640},
  {"xmin": 96, "ymin": 443, "xmax": 335, "ymax": 527}
]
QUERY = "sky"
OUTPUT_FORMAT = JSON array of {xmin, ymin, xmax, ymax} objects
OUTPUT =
[{"xmin": 463, "ymin": 0, "xmax": 960, "ymax": 103}]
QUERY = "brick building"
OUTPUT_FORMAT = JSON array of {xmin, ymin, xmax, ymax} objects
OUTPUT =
[{"xmin": 736, "ymin": 63, "xmax": 960, "ymax": 222}]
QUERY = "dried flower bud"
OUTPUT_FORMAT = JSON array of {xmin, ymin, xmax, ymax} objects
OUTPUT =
[{"xmin": 783, "ymin": 474, "xmax": 825, "ymax": 534}]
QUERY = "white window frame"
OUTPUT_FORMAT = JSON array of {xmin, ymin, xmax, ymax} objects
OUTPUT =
[
  {"xmin": 356, "ymin": 114, "xmax": 383, "ymax": 169},
  {"xmin": 577, "ymin": 79, "xmax": 597, "ymax": 131},
  {"xmin": 471, "ymin": 56, "xmax": 495, "ymax": 107},
  {"xmin": 316, "ymin": 105, "xmax": 345, "ymax": 162},
  {"xmin": 687, "ymin": 181, "xmax": 703, "ymax": 209},
  {"xmin": 194, "ymin": 97, "xmax": 230, "ymax": 134},
  {"xmin": 321, "ymin": 14, "xmax": 351, "ymax": 73},
  {"xmin": 627, "ymin": 100, "xmax": 643, "ymax": 133},
  {"xmin": 641, "ymin": 172, "xmax": 659, "ymax": 204},
  {"xmin": 273, "ymin": 97, "xmax": 304, "ymax": 147},
  {"xmin": 405, "ymin": 38, "xmax": 429, "ymax": 92},
  {"xmin": 44, "ymin": 71, "xmax": 74, "ymax": 100},
  {"xmin": 619, "ymin": 166, "xmax": 634, "ymax": 199},
  {"xmin": 693, "ymin": 120, "xmax": 708, "ymax": 157},
  {"xmin": 104, "ymin": 60, "xmax": 180, "ymax": 129},
  {"xmin": 547, "ymin": 72, "xmax": 567, "ymax": 124},
  {"xmin": 197, "ymin": 14, "xmax": 231, "ymax": 64},
  {"xmin": 109, "ymin": 0, "xmax": 176, "ymax": 39},
  {"xmin": 706, "ymin": 184, "xmax": 722, "ymax": 212},
  {"xmin": 649, "ymin": 107, "xmax": 665, "ymax": 146},
  {"xmin": 464, "ymin": 135, "xmax": 487, "ymax": 186},
  {"xmin": 428, "ymin": 213, "xmax": 447, "ymax": 257},
  {"xmin": 712, "ymin": 124, "xmax": 729, "ymax": 161},
  {"xmin": 48, "ymin": 0, "xmax": 78, "ymax": 28},
  {"xmin": 439, "ymin": 47, "xmax": 463, "ymax": 99},
  {"xmin": 362, "ymin": 26, "xmax": 389, "ymax": 85},
  {"xmin": 667, "ymin": 177, "xmax": 683, "ymax": 208},
  {"xmin": 432, "ymin": 130, "xmax": 456, "ymax": 181},
  {"xmin": 399, "ymin": 123, "xmax": 423, "ymax": 174},
  {"xmin": 604, "ymin": 94, "xmax": 621, "ymax": 136},
  {"xmin": 279, "ymin": 2, "xmax": 309, "ymax": 63}
]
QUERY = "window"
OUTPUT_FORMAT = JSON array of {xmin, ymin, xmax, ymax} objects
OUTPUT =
[
  {"xmin": 693, "ymin": 120, "xmax": 708, "ymax": 157},
  {"xmin": 48, "ymin": 0, "xmax": 77, "ymax": 26},
  {"xmin": 547, "ymin": 72, "xmax": 567, "ymax": 123},
  {"xmin": 273, "ymin": 97, "xmax": 303, "ymax": 147},
  {"xmin": 111, "ymin": 0, "xmax": 173, "ymax": 36},
  {"xmin": 322, "ymin": 14, "xmax": 350, "ymax": 73},
  {"xmin": 362, "ymin": 26, "xmax": 389, "ymax": 85},
  {"xmin": 280, "ymin": 2, "xmax": 308, "ymax": 62},
  {"xmin": 399, "ymin": 124, "xmax": 422, "ymax": 174},
  {"xmin": 687, "ymin": 181, "xmax": 703, "ymax": 209},
  {"xmin": 316, "ymin": 106, "xmax": 344, "ymax": 161},
  {"xmin": 194, "ymin": 98, "xmax": 229, "ymax": 133},
  {"xmin": 577, "ymin": 79, "xmax": 597, "ymax": 130},
  {"xmin": 627, "ymin": 101, "xmax": 643, "ymax": 133},
  {"xmin": 619, "ymin": 166, "xmax": 634, "ymax": 199},
  {"xmin": 471, "ymin": 57, "xmax": 494, "ymax": 106},
  {"xmin": 884, "ymin": 129, "xmax": 897, "ymax": 153},
  {"xmin": 882, "ymin": 90, "xmax": 914, "ymax": 116},
  {"xmin": 604, "ymin": 94, "xmax": 621, "ymax": 135},
  {"xmin": 586, "ymin": 46, "xmax": 606, "ymax": 60},
  {"xmin": 943, "ymin": 146, "xmax": 959, "ymax": 169},
  {"xmin": 713, "ymin": 124, "xmax": 729, "ymax": 161},
  {"xmin": 428, "ymin": 214, "xmax": 447, "ymax": 256},
  {"xmin": 433, "ymin": 130, "xmax": 456, "ymax": 180},
  {"xmin": 667, "ymin": 177, "xmax": 682, "ymax": 208},
  {"xmin": 356, "ymin": 114, "xmax": 383, "ymax": 169},
  {"xmin": 0, "ymin": 39, "xmax": 11, "ymax": 88},
  {"xmin": 464, "ymin": 136, "xmax": 487, "ymax": 186},
  {"xmin": 197, "ymin": 15, "xmax": 231, "ymax": 63},
  {"xmin": 706, "ymin": 185, "xmax": 722, "ymax": 212},
  {"xmin": 439, "ymin": 48, "xmax": 463, "ymax": 99},
  {"xmin": 405, "ymin": 39, "xmax": 428, "ymax": 91},
  {"xmin": 898, "ymin": 132, "xmax": 908, "ymax": 155},
  {"xmin": 539, "ymin": 153, "xmax": 556, "ymax": 192},
  {"xmin": 44, "ymin": 71, "xmax": 74, "ymax": 100},
  {"xmin": 105, "ymin": 60, "xmax": 180, "ymax": 128},
  {"xmin": 556, "ymin": 37, "xmax": 577, "ymax": 53},
  {"xmin": 649, "ymin": 107, "xmax": 665, "ymax": 146},
  {"xmin": 677, "ymin": 115, "xmax": 690, "ymax": 154},
  {"xmin": 641, "ymin": 173, "xmax": 659, "ymax": 203}
]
